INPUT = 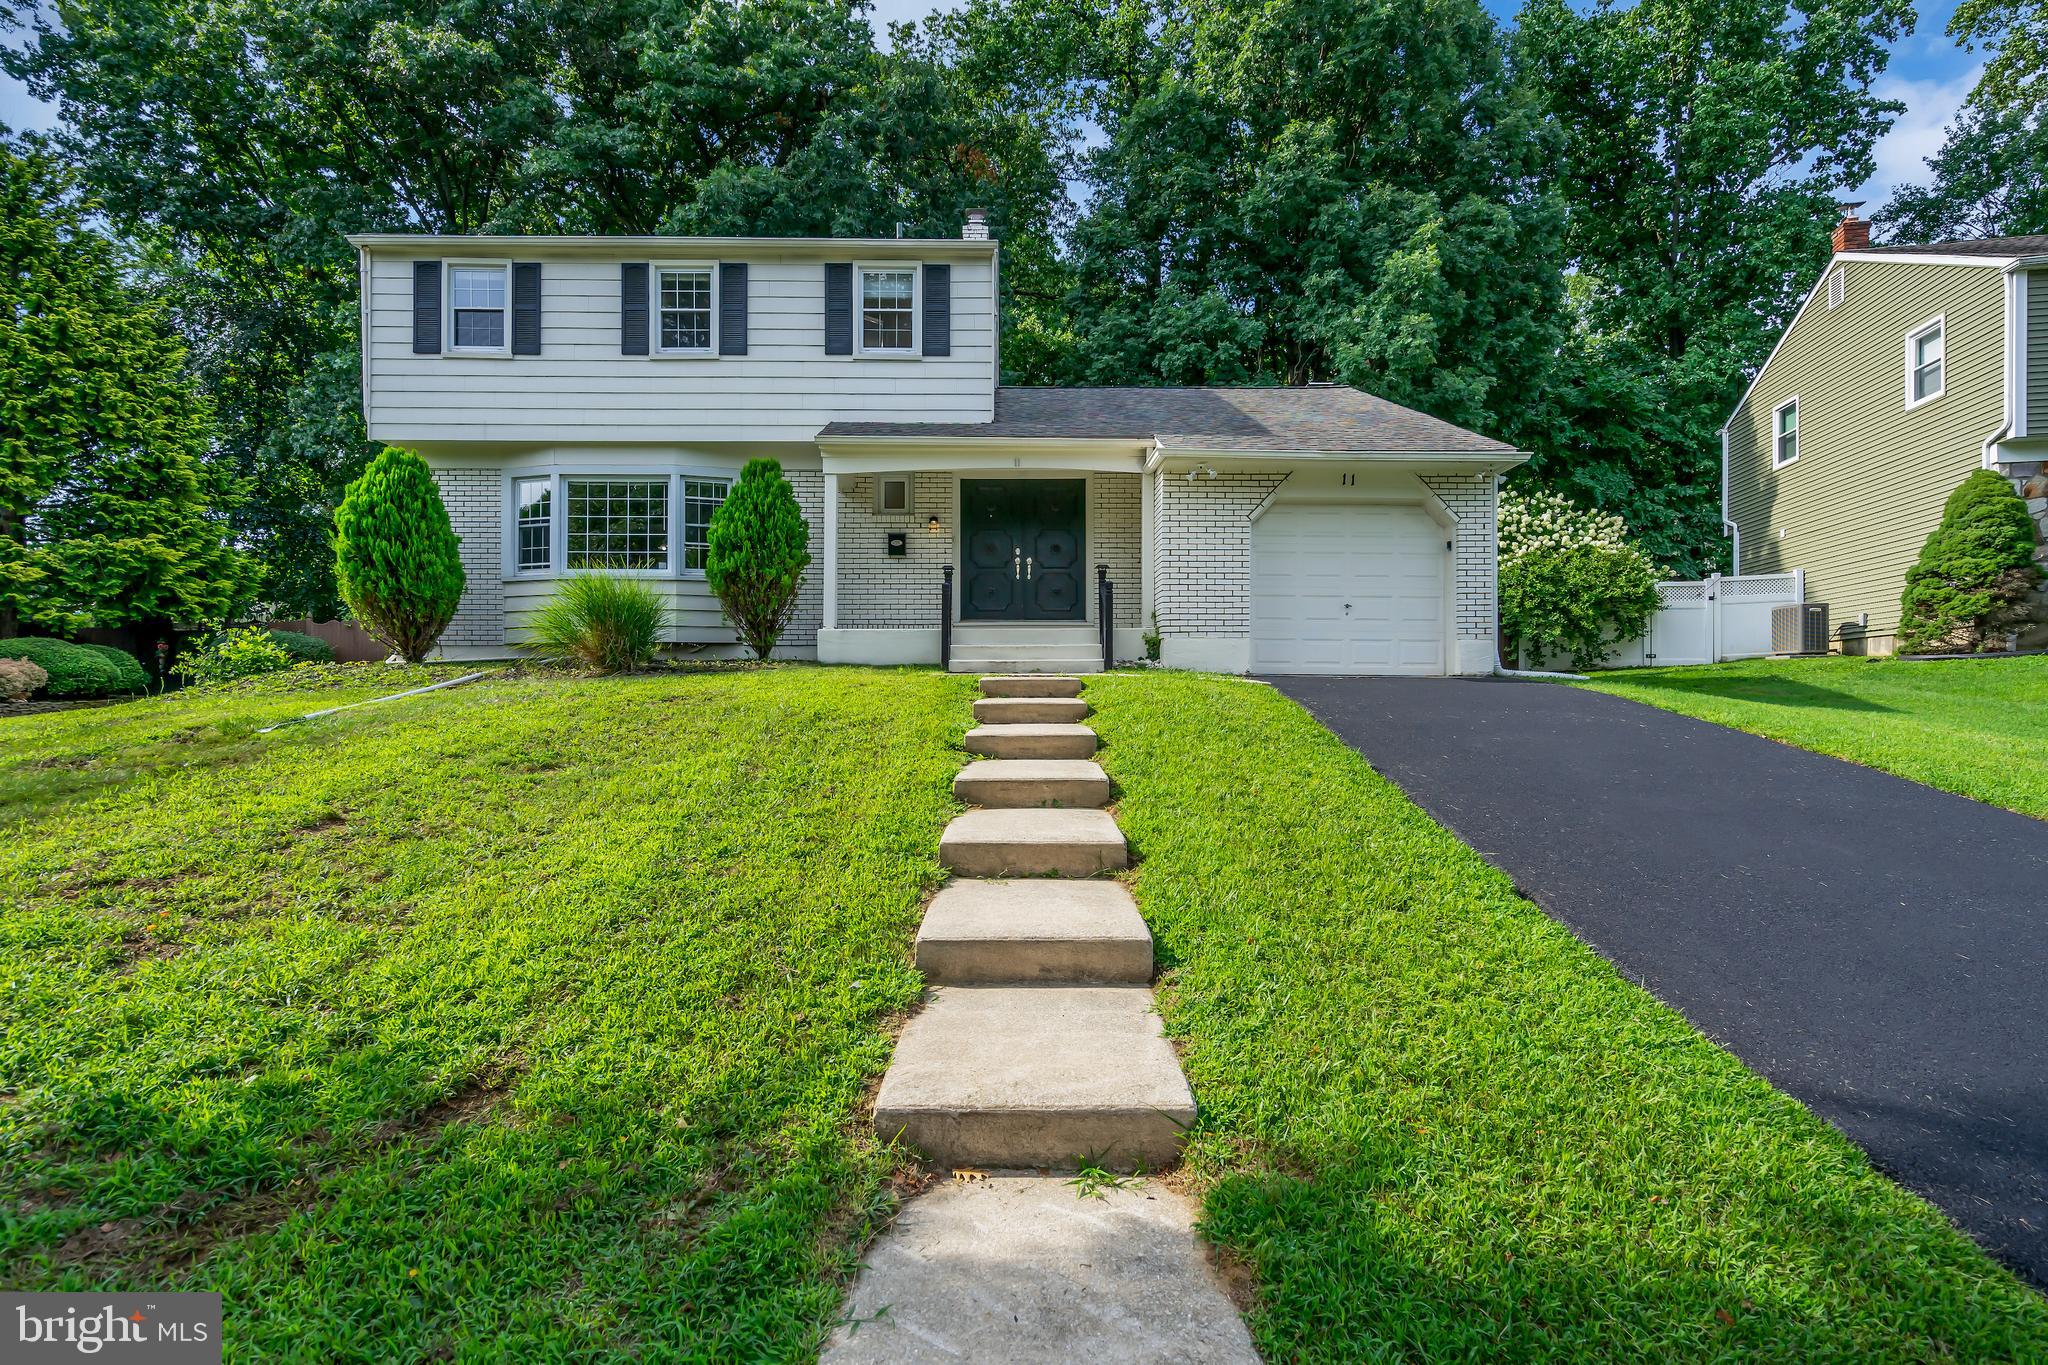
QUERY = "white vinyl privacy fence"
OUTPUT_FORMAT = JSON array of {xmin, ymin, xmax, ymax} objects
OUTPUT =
[{"xmin": 1524, "ymin": 572, "xmax": 1804, "ymax": 669}]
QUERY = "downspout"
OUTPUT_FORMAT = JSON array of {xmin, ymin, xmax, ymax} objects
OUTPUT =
[{"xmin": 1720, "ymin": 425, "xmax": 1739, "ymax": 573}]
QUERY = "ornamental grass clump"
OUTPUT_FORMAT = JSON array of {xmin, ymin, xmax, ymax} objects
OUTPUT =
[
  {"xmin": 333, "ymin": 447, "xmax": 466, "ymax": 664},
  {"xmin": 526, "ymin": 573, "xmax": 671, "ymax": 674},
  {"xmin": 705, "ymin": 458, "xmax": 811, "ymax": 660},
  {"xmin": 1498, "ymin": 488, "xmax": 1662, "ymax": 670},
  {"xmin": 1898, "ymin": 470, "xmax": 2042, "ymax": 654}
]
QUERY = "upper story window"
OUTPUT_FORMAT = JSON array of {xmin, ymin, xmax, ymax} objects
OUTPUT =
[
  {"xmin": 566, "ymin": 478, "xmax": 669, "ymax": 571},
  {"xmin": 448, "ymin": 263, "xmax": 510, "ymax": 353},
  {"xmin": 1906, "ymin": 317, "xmax": 1944, "ymax": 408},
  {"xmin": 514, "ymin": 477, "xmax": 551, "ymax": 572},
  {"xmin": 1773, "ymin": 397, "xmax": 1799, "ymax": 469},
  {"xmin": 658, "ymin": 266, "xmax": 714, "ymax": 354},
  {"xmin": 859, "ymin": 267, "xmax": 916, "ymax": 353}
]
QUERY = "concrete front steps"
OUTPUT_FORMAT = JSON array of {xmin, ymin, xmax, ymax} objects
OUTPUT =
[
  {"xmin": 868, "ymin": 676, "xmax": 1193, "ymax": 1174},
  {"xmin": 948, "ymin": 624, "xmax": 1102, "ymax": 675}
]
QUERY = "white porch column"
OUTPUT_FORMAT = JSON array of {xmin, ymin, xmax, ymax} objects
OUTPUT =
[{"xmin": 823, "ymin": 471, "xmax": 840, "ymax": 630}]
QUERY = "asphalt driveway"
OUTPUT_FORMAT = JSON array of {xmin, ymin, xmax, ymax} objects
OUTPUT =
[{"xmin": 1267, "ymin": 674, "xmax": 2048, "ymax": 1289}]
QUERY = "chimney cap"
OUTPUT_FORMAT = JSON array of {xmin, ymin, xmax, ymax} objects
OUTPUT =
[
  {"xmin": 1836, "ymin": 200, "xmax": 1866, "ymax": 218},
  {"xmin": 962, "ymin": 207, "xmax": 990, "ymax": 241}
]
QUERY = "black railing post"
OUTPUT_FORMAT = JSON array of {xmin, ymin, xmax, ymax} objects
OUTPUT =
[
  {"xmin": 940, "ymin": 565, "xmax": 954, "ymax": 672},
  {"xmin": 1096, "ymin": 564, "xmax": 1112, "ymax": 672}
]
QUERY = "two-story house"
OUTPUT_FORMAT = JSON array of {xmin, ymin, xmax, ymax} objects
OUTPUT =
[
  {"xmin": 1722, "ymin": 212, "xmax": 2048, "ymax": 654},
  {"xmin": 351, "ymin": 215, "xmax": 1525, "ymax": 675}
]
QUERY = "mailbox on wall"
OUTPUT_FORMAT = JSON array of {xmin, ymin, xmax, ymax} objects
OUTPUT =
[{"xmin": 886, "ymin": 532, "xmax": 907, "ymax": 558}]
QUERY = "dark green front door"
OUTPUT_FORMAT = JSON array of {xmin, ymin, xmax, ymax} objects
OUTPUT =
[{"xmin": 960, "ymin": 479, "xmax": 1086, "ymax": 621}]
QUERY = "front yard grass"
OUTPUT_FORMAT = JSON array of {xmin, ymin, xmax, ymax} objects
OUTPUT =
[
  {"xmin": 1, "ymin": 665, "xmax": 971, "ymax": 1360},
  {"xmin": 1575, "ymin": 654, "xmax": 2048, "ymax": 819},
  {"xmin": 1090, "ymin": 672, "xmax": 2048, "ymax": 1361}
]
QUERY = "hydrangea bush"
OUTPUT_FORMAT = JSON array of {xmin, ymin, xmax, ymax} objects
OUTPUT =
[{"xmin": 1498, "ymin": 488, "xmax": 1662, "ymax": 670}]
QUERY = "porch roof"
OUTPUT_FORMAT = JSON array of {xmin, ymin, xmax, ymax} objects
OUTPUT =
[{"xmin": 818, "ymin": 385, "xmax": 1521, "ymax": 457}]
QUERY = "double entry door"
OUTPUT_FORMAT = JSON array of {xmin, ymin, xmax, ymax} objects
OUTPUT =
[{"xmin": 960, "ymin": 479, "xmax": 1086, "ymax": 621}]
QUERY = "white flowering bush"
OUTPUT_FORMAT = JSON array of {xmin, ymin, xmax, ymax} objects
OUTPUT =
[{"xmin": 1498, "ymin": 487, "xmax": 1661, "ymax": 669}]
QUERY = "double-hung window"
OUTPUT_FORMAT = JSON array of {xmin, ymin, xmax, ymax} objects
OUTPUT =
[
  {"xmin": 681, "ymin": 479, "xmax": 730, "ymax": 571},
  {"xmin": 858, "ymin": 267, "xmax": 916, "ymax": 353},
  {"xmin": 448, "ymin": 263, "xmax": 510, "ymax": 353},
  {"xmin": 657, "ymin": 266, "xmax": 714, "ymax": 354},
  {"xmin": 1773, "ymin": 398, "xmax": 1799, "ymax": 469},
  {"xmin": 1906, "ymin": 317, "xmax": 1944, "ymax": 407},
  {"xmin": 566, "ymin": 479, "xmax": 670, "ymax": 571},
  {"xmin": 514, "ymin": 477, "xmax": 552, "ymax": 572}
]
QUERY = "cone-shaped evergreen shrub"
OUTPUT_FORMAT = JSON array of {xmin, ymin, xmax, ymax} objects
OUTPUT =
[
  {"xmin": 1898, "ymin": 470, "xmax": 2041, "ymax": 654},
  {"xmin": 333, "ymin": 447, "xmax": 466, "ymax": 663},
  {"xmin": 705, "ymin": 458, "xmax": 811, "ymax": 660}
]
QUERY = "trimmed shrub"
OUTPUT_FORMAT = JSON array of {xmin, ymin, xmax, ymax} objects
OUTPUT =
[
  {"xmin": 73, "ymin": 642, "xmax": 150, "ymax": 694},
  {"xmin": 1498, "ymin": 488, "xmax": 1662, "ymax": 669},
  {"xmin": 0, "ymin": 637, "xmax": 146, "ymax": 696},
  {"xmin": 265, "ymin": 629, "xmax": 336, "ymax": 664},
  {"xmin": 526, "ymin": 574, "xmax": 671, "ymax": 673},
  {"xmin": 705, "ymin": 458, "xmax": 811, "ymax": 660},
  {"xmin": 1899, "ymin": 470, "xmax": 2042, "ymax": 653},
  {"xmin": 0, "ymin": 657, "xmax": 47, "ymax": 700},
  {"xmin": 334, "ymin": 446, "xmax": 466, "ymax": 664},
  {"xmin": 176, "ymin": 627, "xmax": 298, "ymax": 686}
]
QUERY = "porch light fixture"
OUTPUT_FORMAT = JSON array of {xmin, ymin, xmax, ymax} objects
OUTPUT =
[
  {"xmin": 926, "ymin": 515, "xmax": 943, "ymax": 533},
  {"xmin": 1184, "ymin": 464, "xmax": 1217, "ymax": 482}
]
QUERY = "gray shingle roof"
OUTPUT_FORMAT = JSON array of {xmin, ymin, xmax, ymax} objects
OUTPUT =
[
  {"xmin": 1853, "ymin": 234, "xmax": 2048, "ymax": 259},
  {"xmin": 818, "ymin": 386, "xmax": 1518, "ymax": 454}
]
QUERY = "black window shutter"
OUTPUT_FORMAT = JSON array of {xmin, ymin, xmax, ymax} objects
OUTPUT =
[
  {"xmin": 621, "ymin": 262, "xmax": 649, "ymax": 356},
  {"xmin": 824, "ymin": 262, "xmax": 853, "ymax": 355},
  {"xmin": 922, "ymin": 263, "xmax": 951, "ymax": 357},
  {"xmin": 511, "ymin": 263, "xmax": 542, "ymax": 355},
  {"xmin": 412, "ymin": 261, "xmax": 442, "ymax": 354},
  {"xmin": 719, "ymin": 262, "xmax": 748, "ymax": 356}
]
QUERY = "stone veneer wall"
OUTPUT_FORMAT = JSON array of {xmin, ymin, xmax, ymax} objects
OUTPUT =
[
  {"xmin": 1419, "ymin": 471, "xmax": 1500, "ymax": 648},
  {"xmin": 431, "ymin": 467, "xmax": 505, "ymax": 647}
]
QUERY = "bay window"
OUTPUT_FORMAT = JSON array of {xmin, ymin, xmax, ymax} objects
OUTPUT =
[
  {"xmin": 567, "ymin": 479, "xmax": 669, "ymax": 571},
  {"xmin": 506, "ymin": 473, "xmax": 731, "ymax": 576}
]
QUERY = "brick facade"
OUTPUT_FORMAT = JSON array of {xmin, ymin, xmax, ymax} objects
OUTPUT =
[
  {"xmin": 1151, "ymin": 469, "xmax": 1290, "ymax": 636},
  {"xmin": 836, "ymin": 472, "xmax": 959, "ymax": 629},
  {"xmin": 1420, "ymin": 471, "xmax": 1500, "ymax": 644},
  {"xmin": 782, "ymin": 468, "xmax": 825, "ymax": 648},
  {"xmin": 1088, "ymin": 473, "xmax": 1143, "ymax": 629},
  {"xmin": 432, "ymin": 467, "xmax": 505, "ymax": 647}
]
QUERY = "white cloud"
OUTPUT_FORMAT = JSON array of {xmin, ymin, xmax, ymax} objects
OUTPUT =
[{"xmin": 1855, "ymin": 64, "xmax": 1983, "ymax": 207}]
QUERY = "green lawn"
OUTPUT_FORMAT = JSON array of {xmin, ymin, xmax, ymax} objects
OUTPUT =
[
  {"xmin": 0, "ymin": 664, "xmax": 972, "ymax": 1360},
  {"xmin": 1089, "ymin": 672, "xmax": 2048, "ymax": 1361},
  {"xmin": 6, "ymin": 664, "xmax": 2045, "ymax": 1362},
  {"xmin": 1574, "ymin": 655, "xmax": 2048, "ymax": 820}
]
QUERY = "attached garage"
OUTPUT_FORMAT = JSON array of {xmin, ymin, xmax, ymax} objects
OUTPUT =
[{"xmin": 1250, "ymin": 502, "xmax": 1448, "ymax": 675}]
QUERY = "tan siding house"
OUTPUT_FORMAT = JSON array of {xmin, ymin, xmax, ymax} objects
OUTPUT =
[{"xmin": 1722, "ymin": 220, "xmax": 2048, "ymax": 653}]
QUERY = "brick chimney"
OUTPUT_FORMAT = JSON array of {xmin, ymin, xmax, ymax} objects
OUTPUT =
[
  {"xmin": 962, "ymin": 208, "xmax": 989, "ymax": 242},
  {"xmin": 1832, "ymin": 201, "xmax": 1870, "ymax": 253}
]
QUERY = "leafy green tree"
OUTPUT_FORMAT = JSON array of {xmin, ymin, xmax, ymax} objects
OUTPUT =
[
  {"xmin": 1008, "ymin": 0, "xmax": 1565, "ymax": 448},
  {"xmin": 1898, "ymin": 470, "xmax": 2042, "ymax": 653},
  {"xmin": 1515, "ymin": 0, "xmax": 1913, "ymax": 571},
  {"xmin": 332, "ymin": 447, "xmax": 465, "ymax": 663},
  {"xmin": 705, "ymin": 458, "xmax": 811, "ymax": 660},
  {"xmin": 1879, "ymin": 100, "xmax": 2048, "ymax": 242},
  {"xmin": 1951, "ymin": 0, "xmax": 2047, "ymax": 112},
  {"xmin": 0, "ymin": 146, "xmax": 246, "ymax": 638}
]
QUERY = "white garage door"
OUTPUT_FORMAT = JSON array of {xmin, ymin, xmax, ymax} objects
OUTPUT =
[{"xmin": 1252, "ymin": 503, "xmax": 1447, "ymax": 675}]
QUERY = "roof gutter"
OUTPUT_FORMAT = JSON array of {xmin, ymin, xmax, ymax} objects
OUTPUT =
[{"xmin": 1143, "ymin": 446, "xmax": 1528, "ymax": 473}]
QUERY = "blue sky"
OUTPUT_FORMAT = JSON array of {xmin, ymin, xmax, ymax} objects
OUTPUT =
[{"xmin": 1, "ymin": 0, "xmax": 1987, "ymax": 209}]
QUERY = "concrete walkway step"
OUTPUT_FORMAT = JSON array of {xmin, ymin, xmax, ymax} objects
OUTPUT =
[
  {"xmin": 918, "ymin": 879, "xmax": 1152, "ymax": 984},
  {"xmin": 820, "ymin": 1174, "xmax": 1260, "ymax": 1364},
  {"xmin": 954, "ymin": 759, "xmax": 1109, "ymax": 809},
  {"xmin": 964, "ymin": 723, "xmax": 1097, "ymax": 760},
  {"xmin": 940, "ymin": 808, "xmax": 1128, "ymax": 877},
  {"xmin": 872, "ymin": 986, "xmax": 1195, "ymax": 1170},
  {"xmin": 979, "ymin": 675, "xmax": 1084, "ymax": 698},
  {"xmin": 972, "ymin": 696, "xmax": 1090, "ymax": 725}
]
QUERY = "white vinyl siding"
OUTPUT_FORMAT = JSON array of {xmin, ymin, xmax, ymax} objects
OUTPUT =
[{"xmin": 363, "ymin": 250, "xmax": 996, "ymax": 443}]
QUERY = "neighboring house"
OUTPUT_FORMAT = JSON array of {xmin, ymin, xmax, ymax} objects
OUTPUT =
[
  {"xmin": 1723, "ymin": 211, "xmax": 2048, "ymax": 654},
  {"xmin": 349, "ymin": 217, "xmax": 1525, "ymax": 674}
]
